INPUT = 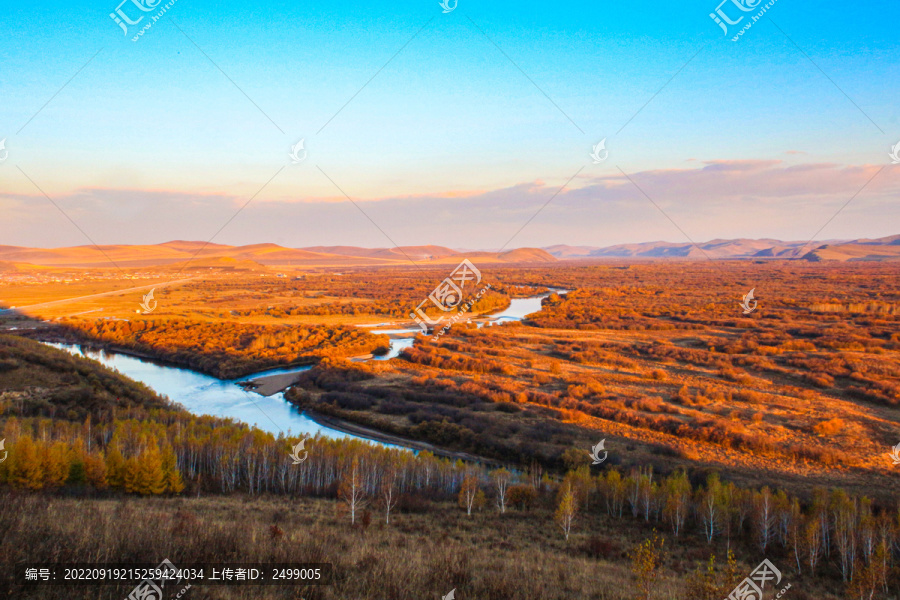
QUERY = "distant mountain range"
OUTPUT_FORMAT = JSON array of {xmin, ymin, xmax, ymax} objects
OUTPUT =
[
  {"xmin": 0, "ymin": 235, "xmax": 897, "ymax": 270},
  {"xmin": 544, "ymin": 234, "xmax": 900, "ymax": 262},
  {"xmin": 0, "ymin": 242, "xmax": 556, "ymax": 269}
]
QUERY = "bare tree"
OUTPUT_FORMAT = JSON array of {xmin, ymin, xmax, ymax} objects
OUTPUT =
[
  {"xmin": 831, "ymin": 489, "xmax": 857, "ymax": 582},
  {"xmin": 753, "ymin": 487, "xmax": 776, "ymax": 552},
  {"xmin": 805, "ymin": 513, "xmax": 823, "ymax": 573},
  {"xmin": 379, "ymin": 462, "xmax": 399, "ymax": 524},
  {"xmin": 339, "ymin": 456, "xmax": 367, "ymax": 525}
]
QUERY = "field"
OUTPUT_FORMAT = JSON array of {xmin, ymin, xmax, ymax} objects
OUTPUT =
[
  {"xmin": 0, "ymin": 490, "xmax": 844, "ymax": 600},
  {"xmin": 1, "ymin": 258, "xmax": 899, "ymax": 599}
]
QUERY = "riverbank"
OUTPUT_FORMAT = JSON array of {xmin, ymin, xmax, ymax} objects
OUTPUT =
[
  {"xmin": 302, "ymin": 409, "xmax": 505, "ymax": 466},
  {"xmin": 25, "ymin": 328, "xmax": 324, "ymax": 380}
]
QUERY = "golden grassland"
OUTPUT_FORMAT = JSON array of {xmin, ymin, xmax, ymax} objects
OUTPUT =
[
  {"xmin": 0, "ymin": 300, "xmax": 896, "ymax": 600},
  {"xmin": 4, "ymin": 261, "xmax": 899, "ymax": 499},
  {"xmin": 0, "ymin": 491, "xmax": 840, "ymax": 600}
]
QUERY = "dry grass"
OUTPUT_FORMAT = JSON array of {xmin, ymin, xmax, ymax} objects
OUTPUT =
[{"xmin": 0, "ymin": 490, "xmax": 844, "ymax": 600}]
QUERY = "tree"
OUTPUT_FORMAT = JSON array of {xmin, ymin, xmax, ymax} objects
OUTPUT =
[
  {"xmin": 161, "ymin": 444, "xmax": 184, "ymax": 494},
  {"xmin": 570, "ymin": 465, "xmax": 594, "ymax": 510},
  {"xmin": 561, "ymin": 446, "xmax": 591, "ymax": 471},
  {"xmin": 601, "ymin": 469, "xmax": 626, "ymax": 518},
  {"xmin": 638, "ymin": 467, "xmax": 655, "ymax": 522},
  {"xmin": 662, "ymin": 470, "xmax": 691, "ymax": 536},
  {"xmin": 804, "ymin": 514, "xmax": 824, "ymax": 573},
  {"xmin": 131, "ymin": 443, "xmax": 166, "ymax": 496},
  {"xmin": 84, "ymin": 450, "xmax": 108, "ymax": 489},
  {"xmin": 491, "ymin": 468, "xmax": 512, "ymax": 514},
  {"xmin": 753, "ymin": 487, "xmax": 776, "ymax": 552},
  {"xmin": 458, "ymin": 471, "xmax": 481, "ymax": 516},
  {"xmin": 105, "ymin": 444, "xmax": 126, "ymax": 488},
  {"xmin": 629, "ymin": 531, "xmax": 666, "ymax": 600},
  {"xmin": 507, "ymin": 485, "xmax": 538, "ymax": 511},
  {"xmin": 10, "ymin": 435, "xmax": 43, "ymax": 490},
  {"xmin": 380, "ymin": 463, "xmax": 399, "ymax": 524},
  {"xmin": 684, "ymin": 551, "xmax": 740, "ymax": 600},
  {"xmin": 338, "ymin": 455, "xmax": 367, "ymax": 525},
  {"xmin": 846, "ymin": 542, "xmax": 888, "ymax": 600},
  {"xmin": 43, "ymin": 441, "xmax": 72, "ymax": 489},
  {"xmin": 787, "ymin": 498, "xmax": 804, "ymax": 574},
  {"xmin": 555, "ymin": 483, "xmax": 577, "ymax": 541},
  {"xmin": 699, "ymin": 473, "xmax": 724, "ymax": 544},
  {"xmin": 831, "ymin": 489, "xmax": 857, "ymax": 582}
]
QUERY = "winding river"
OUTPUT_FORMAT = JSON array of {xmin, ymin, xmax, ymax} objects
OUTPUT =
[{"xmin": 49, "ymin": 292, "xmax": 561, "ymax": 448}]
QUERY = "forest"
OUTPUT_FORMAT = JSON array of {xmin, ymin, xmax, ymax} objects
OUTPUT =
[{"xmin": 46, "ymin": 318, "xmax": 390, "ymax": 379}]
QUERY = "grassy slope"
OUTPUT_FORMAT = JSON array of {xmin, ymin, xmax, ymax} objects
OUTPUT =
[{"xmin": 0, "ymin": 491, "xmax": 839, "ymax": 600}]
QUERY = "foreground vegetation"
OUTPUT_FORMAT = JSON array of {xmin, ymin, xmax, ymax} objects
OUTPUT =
[{"xmin": 1, "ymin": 335, "xmax": 898, "ymax": 599}]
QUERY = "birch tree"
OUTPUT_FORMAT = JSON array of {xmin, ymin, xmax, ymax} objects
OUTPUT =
[
  {"xmin": 491, "ymin": 468, "xmax": 511, "ymax": 514},
  {"xmin": 339, "ymin": 456, "xmax": 367, "ymax": 525},
  {"xmin": 555, "ymin": 483, "xmax": 577, "ymax": 542}
]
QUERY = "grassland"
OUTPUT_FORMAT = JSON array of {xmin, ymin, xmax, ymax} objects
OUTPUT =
[
  {"xmin": 1, "ymin": 258, "xmax": 899, "ymax": 599},
  {"xmin": 0, "ymin": 490, "xmax": 846, "ymax": 600}
]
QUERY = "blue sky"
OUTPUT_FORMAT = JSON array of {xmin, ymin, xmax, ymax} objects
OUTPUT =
[{"xmin": 1, "ymin": 0, "xmax": 898, "ymax": 248}]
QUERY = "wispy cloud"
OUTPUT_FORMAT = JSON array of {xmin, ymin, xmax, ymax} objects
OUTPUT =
[{"xmin": 1, "ymin": 161, "xmax": 897, "ymax": 249}]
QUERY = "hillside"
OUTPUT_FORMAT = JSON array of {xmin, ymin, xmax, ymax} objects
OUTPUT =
[
  {"xmin": 0, "ymin": 242, "xmax": 557, "ymax": 269},
  {"xmin": 302, "ymin": 244, "xmax": 460, "ymax": 261},
  {"xmin": 0, "ymin": 334, "xmax": 176, "ymax": 420},
  {"xmin": 545, "ymin": 234, "xmax": 900, "ymax": 261}
]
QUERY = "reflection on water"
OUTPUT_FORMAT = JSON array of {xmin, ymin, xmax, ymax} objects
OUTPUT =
[
  {"xmin": 45, "ymin": 291, "xmax": 566, "ymax": 445},
  {"xmin": 48, "ymin": 343, "xmax": 353, "ymax": 441}
]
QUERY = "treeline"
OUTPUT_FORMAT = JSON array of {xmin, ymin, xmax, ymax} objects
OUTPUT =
[
  {"xmin": 0, "ymin": 418, "xmax": 183, "ymax": 495},
  {"xmin": 1, "ymin": 409, "xmax": 897, "ymax": 590},
  {"xmin": 54, "ymin": 318, "xmax": 390, "ymax": 379},
  {"xmin": 550, "ymin": 464, "xmax": 897, "ymax": 590},
  {"xmin": 0, "ymin": 415, "xmax": 470, "ymax": 501}
]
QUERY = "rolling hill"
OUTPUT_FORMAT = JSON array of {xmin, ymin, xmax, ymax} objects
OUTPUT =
[
  {"xmin": 545, "ymin": 234, "xmax": 900, "ymax": 261},
  {"xmin": 0, "ymin": 242, "xmax": 557, "ymax": 269}
]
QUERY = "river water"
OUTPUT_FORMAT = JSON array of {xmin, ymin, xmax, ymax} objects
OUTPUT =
[{"xmin": 49, "ymin": 292, "xmax": 559, "ymax": 446}]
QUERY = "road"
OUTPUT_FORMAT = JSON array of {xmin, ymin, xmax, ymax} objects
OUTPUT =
[{"xmin": 0, "ymin": 277, "xmax": 196, "ymax": 316}]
